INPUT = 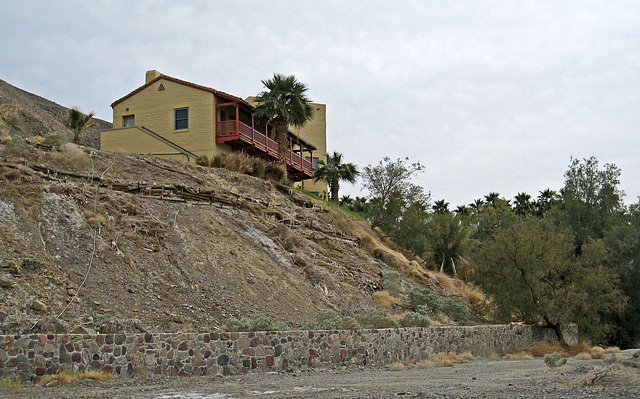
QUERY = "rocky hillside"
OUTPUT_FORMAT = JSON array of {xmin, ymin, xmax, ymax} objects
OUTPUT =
[
  {"xmin": 0, "ymin": 80, "xmax": 479, "ymax": 335},
  {"xmin": 0, "ymin": 79, "xmax": 110, "ymax": 149}
]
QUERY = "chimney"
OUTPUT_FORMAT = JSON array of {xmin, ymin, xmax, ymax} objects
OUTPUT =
[{"xmin": 145, "ymin": 70, "xmax": 162, "ymax": 84}]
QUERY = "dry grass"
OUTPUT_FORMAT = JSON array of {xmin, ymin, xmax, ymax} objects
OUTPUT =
[
  {"xmin": 432, "ymin": 353, "xmax": 454, "ymax": 367},
  {"xmin": 569, "ymin": 342, "xmax": 591, "ymax": 356},
  {"xmin": 415, "ymin": 359, "xmax": 434, "ymax": 369},
  {"xmin": 590, "ymin": 347, "xmax": 606, "ymax": 359},
  {"xmin": 604, "ymin": 346, "xmax": 621, "ymax": 354},
  {"xmin": 518, "ymin": 341, "xmax": 569, "ymax": 357},
  {"xmin": 0, "ymin": 376, "xmax": 24, "ymax": 388},
  {"xmin": 505, "ymin": 352, "xmax": 535, "ymax": 361},
  {"xmin": 391, "ymin": 362, "xmax": 406, "ymax": 371},
  {"xmin": 461, "ymin": 284, "xmax": 485, "ymax": 305},
  {"xmin": 575, "ymin": 352, "xmax": 592, "ymax": 360},
  {"xmin": 372, "ymin": 290, "xmax": 402, "ymax": 309},
  {"xmin": 52, "ymin": 143, "xmax": 91, "ymax": 170},
  {"xmin": 40, "ymin": 370, "xmax": 116, "ymax": 387},
  {"xmin": 459, "ymin": 351, "xmax": 475, "ymax": 361}
]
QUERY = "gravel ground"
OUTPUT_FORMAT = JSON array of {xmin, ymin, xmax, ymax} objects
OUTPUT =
[{"xmin": 2, "ymin": 352, "xmax": 639, "ymax": 399}]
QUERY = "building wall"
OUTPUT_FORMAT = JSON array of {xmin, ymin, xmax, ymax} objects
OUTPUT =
[
  {"xmin": 108, "ymin": 78, "xmax": 218, "ymax": 160},
  {"xmin": 100, "ymin": 127, "xmax": 193, "ymax": 162},
  {"xmin": 295, "ymin": 103, "xmax": 327, "ymax": 197},
  {"xmin": 0, "ymin": 324, "xmax": 561, "ymax": 382}
]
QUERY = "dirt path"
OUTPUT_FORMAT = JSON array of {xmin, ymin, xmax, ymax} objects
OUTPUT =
[{"xmin": 2, "ymin": 352, "xmax": 639, "ymax": 399}]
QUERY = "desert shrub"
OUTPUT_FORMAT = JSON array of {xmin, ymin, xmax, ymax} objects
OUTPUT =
[
  {"xmin": 382, "ymin": 270, "xmax": 401, "ymax": 295},
  {"xmin": 225, "ymin": 151, "xmax": 250, "ymax": 174},
  {"xmin": 248, "ymin": 157, "xmax": 266, "ymax": 177},
  {"xmin": 195, "ymin": 155, "xmax": 210, "ymax": 166},
  {"xmin": 399, "ymin": 312, "xmax": 431, "ymax": 328},
  {"xmin": 544, "ymin": 352, "xmax": 568, "ymax": 368},
  {"xmin": 211, "ymin": 153, "xmax": 227, "ymax": 168},
  {"xmin": 356, "ymin": 308, "xmax": 399, "ymax": 329},
  {"xmin": 414, "ymin": 304, "xmax": 434, "ymax": 316},
  {"xmin": 2, "ymin": 135, "xmax": 29, "ymax": 157},
  {"xmin": 52, "ymin": 143, "xmax": 91, "ymax": 170},
  {"xmin": 306, "ymin": 309, "xmax": 360, "ymax": 330},
  {"xmin": 224, "ymin": 313, "xmax": 288, "ymax": 332},
  {"xmin": 441, "ymin": 298, "xmax": 468, "ymax": 321},
  {"xmin": 264, "ymin": 162, "xmax": 286, "ymax": 182},
  {"xmin": 407, "ymin": 287, "xmax": 443, "ymax": 314},
  {"xmin": 331, "ymin": 294, "xmax": 375, "ymax": 315},
  {"xmin": 42, "ymin": 132, "xmax": 68, "ymax": 148}
]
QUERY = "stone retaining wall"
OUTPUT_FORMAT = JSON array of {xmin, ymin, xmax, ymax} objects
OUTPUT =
[{"xmin": 0, "ymin": 324, "xmax": 534, "ymax": 382}]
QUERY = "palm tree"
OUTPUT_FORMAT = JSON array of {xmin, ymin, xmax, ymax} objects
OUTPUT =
[
  {"xmin": 313, "ymin": 151, "xmax": 359, "ymax": 203},
  {"xmin": 513, "ymin": 192, "xmax": 533, "ymax": 216},
  {"xmin": 61, "ymin": 107, "xmax": 96, "ymax": 144},
  {"xmin": 432, "ymin": 199, "xmax": 450, "ymax": 214},
  {"xmin": 252, "ymin": 74, "xmax": 314, "ymax": 179}
]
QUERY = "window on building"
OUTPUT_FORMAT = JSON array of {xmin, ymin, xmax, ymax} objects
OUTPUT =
[
  {"xmin": 305, "ymin": 156, "xmax": 320, "ymax": 169},
  {"xmin": 122, "ymin": 115, "xmax": 135, "ymax": 127},
  {"xmin": 174, "ymin": 107, "xmax": 189, "ymax": 130}
]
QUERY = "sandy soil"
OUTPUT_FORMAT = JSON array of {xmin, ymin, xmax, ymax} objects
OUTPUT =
[{"xmin": 2, "ymin": 352, "xmax": 639, "ymax": 399}]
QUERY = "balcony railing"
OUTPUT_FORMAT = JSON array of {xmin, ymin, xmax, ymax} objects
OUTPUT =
[{"xmin": 216, "ymin": 120, "xmax": 313, "ymax": 179}]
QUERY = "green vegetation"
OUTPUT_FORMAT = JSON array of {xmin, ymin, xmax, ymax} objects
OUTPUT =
[
  {"xmin": 313, "ymin": 151, "xmax": 359, "ymax": 203},
  {"xmin": 399, "ymin": 312, "xmax": 431, "ymax": 328},
  {"xmin": 42, "ymin": 132, "xmax": 68, "ymax": 148},
  {"xmin": 305, "ymin": 309, "xmax": 360, "ymax": 330},
  {"xmin": 2, "ymin": 134, "xmax": 29, "ymax": 157},
  {"xmin": 0, "ymin": 376, "xmax": 24, "ymax": 388},
  {"xmin": 60, "ymin": 107, "xmax": 95, "ymax": 144},
  {"xmin": 355, "ymin": 308, "xmax": 399, "ymax": 329},
  {"xmin": 544, "ymin": 352, "xmax": 567, "ymax": 368}
]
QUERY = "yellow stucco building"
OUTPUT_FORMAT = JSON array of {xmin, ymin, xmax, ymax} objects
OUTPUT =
[{"xmin": 102, "ymin": 70, "xmax": 327, "ymax": 186}]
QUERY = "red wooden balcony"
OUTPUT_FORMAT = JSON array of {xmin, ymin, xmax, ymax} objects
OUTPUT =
[{"xmin": 216, "ymin": 120, "xmax": 314, "ymax": 181}]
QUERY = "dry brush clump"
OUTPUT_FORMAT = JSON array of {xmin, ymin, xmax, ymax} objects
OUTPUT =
[{"xmin": 39, "ymin": 370, "xmax": 117, "ymax": 387}]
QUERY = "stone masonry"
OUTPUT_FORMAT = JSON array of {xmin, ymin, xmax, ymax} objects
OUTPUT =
[{"xmin": 0, "ymin": 324, "xmax": 535, "ymax": 382}]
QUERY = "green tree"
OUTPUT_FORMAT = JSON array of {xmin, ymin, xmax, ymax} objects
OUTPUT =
[
  {"xmin": 554, "ymin": 156, "xmax": 624, "ymax": 246},
  {"xmin": 361, "ymin": 157, "xmax": 425, "ymax": 228},
  {"xmin": 313, "ymin": 151, "xmax": 359, "ymax": 203},
  {"xmin": 61, "ymin": 107, "xmax": 96, "ymax": 144},
  {"xmin": 603, "ymin": 201, "xmax": 640, "ymax": 347},
  {"xmin": 472, "ymin": 217, "xmax": 625, "ymax": 342},
  {"xmin": 252, "ymin": 74, "xmax": 314, "ymax": 179}
]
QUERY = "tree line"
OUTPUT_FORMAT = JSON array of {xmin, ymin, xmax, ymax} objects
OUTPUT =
[{"xmin": 328, "ymin": 155, "xmax": 638, "ymax": 347}]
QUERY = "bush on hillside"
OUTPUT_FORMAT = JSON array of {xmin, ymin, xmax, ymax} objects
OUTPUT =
[
  {"xmin": 42, "ymin": 132, "xmax": 68, "ymax": 148},
  {"xmin": 356, "ymin": 308, "xmax": 399, "ymax": 329},
  {"xmin": 441, "ymin": 298, "xmax": 468, "ymax": 321},
  {"xmin": 2, "ymin": 135, "xmax": 29, "ymax": 157},
  {"xmin": 408, "ymin": 287, "xmax": 443, "ymax": 314},
  {"xmin": 399, "ymin": 312, "xmax": 431, "ymax": 328},
  {"xmin": 306, "ymin": 309, "xmax": 360, "ymax": 330}
]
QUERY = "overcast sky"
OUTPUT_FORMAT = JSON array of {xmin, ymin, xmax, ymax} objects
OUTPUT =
[{"xmin": 1, "ymin": 1, "xmax": 638, "ymax": 207}]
